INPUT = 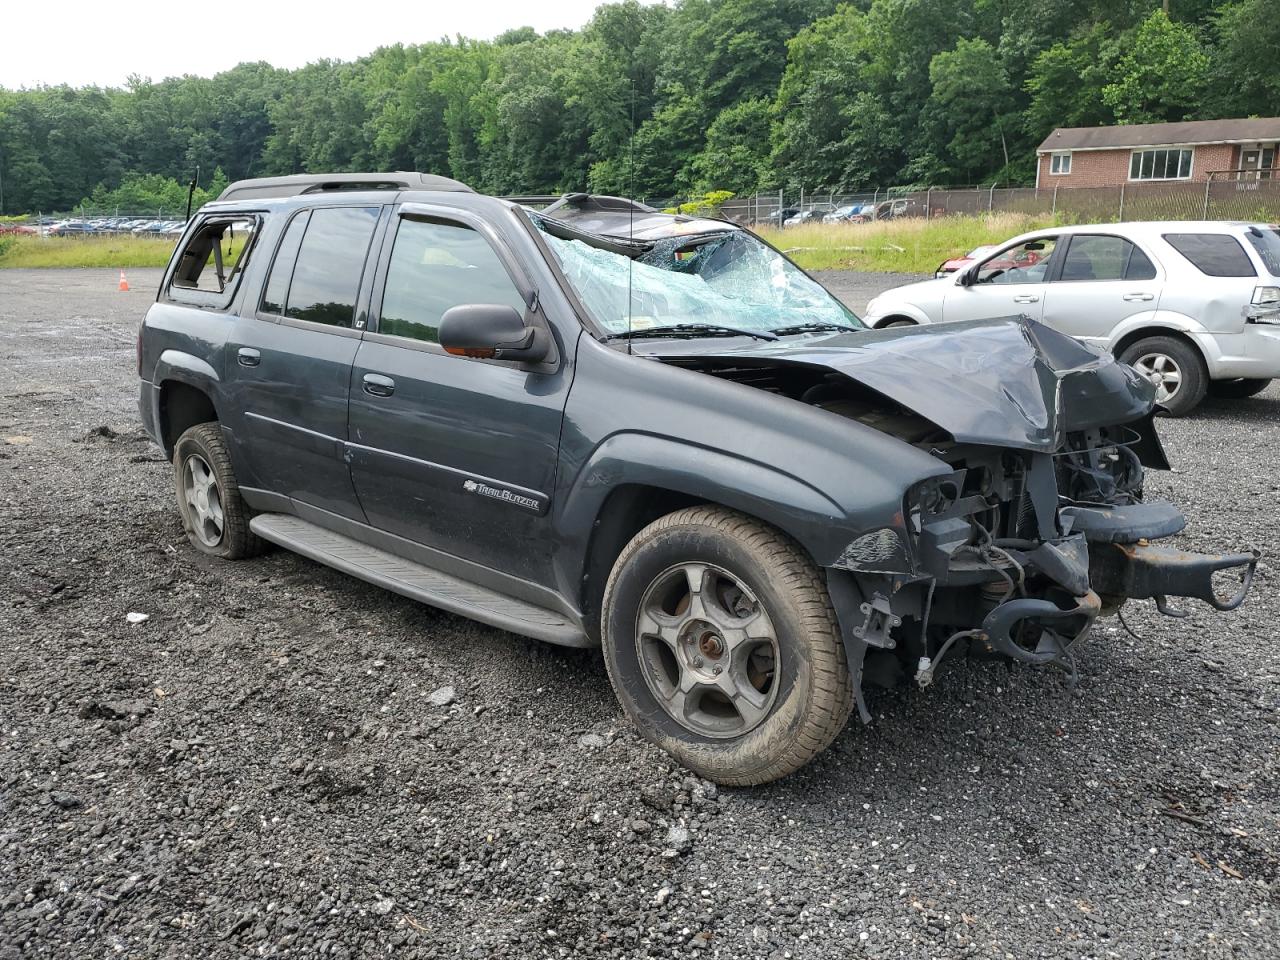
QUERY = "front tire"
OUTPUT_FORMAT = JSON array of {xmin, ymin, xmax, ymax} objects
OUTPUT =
[
  {"xmin": 1207, "ymin": 377, "xmax": 1271, "ymax": 400},
  {"xmin": 173, "ymin": 422, "xmax": 263, "ymax": 559},
  {"xmin": 601, "ymin": 506, "xmax": 853, "ymax": 786},
  {"xmin": 1118, "ymin": 335, "xmax": 1207, "ymax": 417}
]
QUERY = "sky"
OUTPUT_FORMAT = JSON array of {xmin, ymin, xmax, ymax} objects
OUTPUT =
[{"xmin": 2, "ymin": 0, "xmax": 651, "ymax": 90}]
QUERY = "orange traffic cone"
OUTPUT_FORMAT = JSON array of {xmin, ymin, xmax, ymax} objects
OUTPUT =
[{"xmin": 118, "ymin": 270, "xmax": 129, "ymax": 292}]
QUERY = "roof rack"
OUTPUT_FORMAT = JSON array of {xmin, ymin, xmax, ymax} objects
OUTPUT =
[
  {"xmin": 216, "ymin": 172, "xmax": 474, "ymax": 202},
  {"xmin": 540, "ymin": 194, "xmax": 656, "ymax": 215}
]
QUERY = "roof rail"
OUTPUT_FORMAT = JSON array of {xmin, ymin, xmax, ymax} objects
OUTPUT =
[{"xmin": 216, "ymin": 172, "xmax": 474, "ymax": 202}]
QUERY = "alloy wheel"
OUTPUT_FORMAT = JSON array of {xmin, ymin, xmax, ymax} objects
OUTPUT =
[
  {"xmin": 1133, "ymin": 352, "xmax": 1183, "ymax": 404},
  {"xmin": 634, "ymin": 562, "xmax": 780, "ymax": 739},
  {"xmin": 182, "ymin": 453, "xmax": 225, "ymax": 547}
]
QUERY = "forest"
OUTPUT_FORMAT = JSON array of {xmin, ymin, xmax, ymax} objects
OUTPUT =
[{"xmin": 0, "ymin": 0, "xmax": 1275, "ymax": 214}]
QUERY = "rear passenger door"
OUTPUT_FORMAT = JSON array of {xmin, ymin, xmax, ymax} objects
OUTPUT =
[
  {"xmin": 1039, "ymin": 233, "xmax": 1162, "ymax": 345},
  {"xmin": 224, "ymin": 204, "xmax": 383, "ymax": 522},
  {"xmin": 346, "ymin": 207, "xmax": 570, "ymax": 586}
]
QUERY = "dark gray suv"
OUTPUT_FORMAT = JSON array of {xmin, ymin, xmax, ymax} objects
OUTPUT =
[{"xmin": 137, "ymin": 173, "xmax": 1258, "ymax": 785}]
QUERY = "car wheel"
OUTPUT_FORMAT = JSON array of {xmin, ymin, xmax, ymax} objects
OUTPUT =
[
  {"xmin": 601, "ymin": 506, "xmax": 853, "ymax": 786},
  {"xmin": 879, "ymin": 317, "xmax": 917, "ymax": 329},
  {"xmin": 172, "ymin": 422, "xmax": 264, "ymax": 559},
  {"xmin": 1119, "ymin": 336, "xmax": 1207, "ymax": 417},
  {"xmin": 1207, "ymin": 378, "xmax": 1272, "ymax": 400}
]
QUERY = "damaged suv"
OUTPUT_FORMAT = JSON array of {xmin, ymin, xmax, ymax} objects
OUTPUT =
[{"xmin": 137, "ymin": 174, "xmax": 1259, "ymax": 785}]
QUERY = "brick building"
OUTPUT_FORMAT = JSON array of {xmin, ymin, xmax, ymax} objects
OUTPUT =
[{"xmin": 1035, "ymin": 118, "xmax": 1280, "ymax": 189}]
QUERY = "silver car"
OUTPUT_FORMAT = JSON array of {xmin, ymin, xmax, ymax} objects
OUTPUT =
[{"xmin": 864, "ymin": 221, "xmax": 1280, "ymax": 414}]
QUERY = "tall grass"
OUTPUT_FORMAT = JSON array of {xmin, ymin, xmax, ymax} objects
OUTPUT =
[
  {"xmin": 0, "ymin": 235, "xmax": 177, "ymax": 269},
  {"xmin": 758, "ymin": 211, "xmax": 1059, "ymax": 274}
]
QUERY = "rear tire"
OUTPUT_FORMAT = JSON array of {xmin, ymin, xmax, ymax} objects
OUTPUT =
[
  {"xmin": 1118, "ymin": 335, "xmax": 1207, "ymax": 417},
  {"xmin": 173, "ymin": 423, "xmax": 264, "ymax": 560},
  {"xmin": 1207, "ymin": 377, "xmax": 1271, "ymax": 400},
  {"xmin": 601, "ymin": 506, "xmax": 853, "ymax": 786}
]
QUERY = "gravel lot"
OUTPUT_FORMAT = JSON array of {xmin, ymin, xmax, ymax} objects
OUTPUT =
[{"xmin": 1, "ymin": 268, "xmax": 1277, "ymax": 959}]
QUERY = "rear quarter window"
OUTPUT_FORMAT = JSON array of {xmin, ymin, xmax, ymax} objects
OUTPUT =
[{"xmin": 1162, "ymin": 233, "xmax": 1257, "ymax": 278}]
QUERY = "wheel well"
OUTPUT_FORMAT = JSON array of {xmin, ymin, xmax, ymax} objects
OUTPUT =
[
  {"xmin": 579, "ymin": 485, "xmax": 705, "ymax": 643},
  {"xmin": 159, "ymin": 381, "xmax": 218, "ymax": 457},
  {"xmin": 1111, "ymin": 327, "xmax": 1207, "ymax": 370},
  {"xmin": 873, "ymin": 315, "xmax": 917, "ymax": 329}
]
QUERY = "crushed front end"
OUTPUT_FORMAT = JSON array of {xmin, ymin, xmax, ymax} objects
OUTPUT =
[
  {"xmin": 826, "ymin": 416, "xmax": 1259, "ymax": 717},
  {"xmin": 805, "ymin": 322, "xmax": 1260, "ymax": 715}
]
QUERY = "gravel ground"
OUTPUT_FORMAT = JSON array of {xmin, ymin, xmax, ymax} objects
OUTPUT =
[
  {"xmin": 813, "ymin": 270, "xmax": 926, "ymax": 316},
  {"xmin": 1, "ymin": 268, "xmax": 1277, "ymax": 959}
]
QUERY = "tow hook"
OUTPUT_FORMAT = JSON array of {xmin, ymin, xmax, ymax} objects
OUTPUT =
[{"xmin": 1090, "ymin": 543, "xmax": 1259, "ymax": 614}]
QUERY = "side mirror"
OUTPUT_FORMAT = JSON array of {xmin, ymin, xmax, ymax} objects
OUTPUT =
[
  {"xmin": 956, "ymin": 266, "xmax": 976, "ymax": 287},
  {"xmin": 438, "ymin": 304, "xmax": 549, "ymax": 363}
]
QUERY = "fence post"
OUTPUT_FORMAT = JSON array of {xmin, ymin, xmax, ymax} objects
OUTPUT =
[
  {"xmin": 926, "ymin": 187, "xmax": 933, "ymax": 220},
  {"xmin": 1118, "ymin": 184, "xmax": 1125, "ymax": 222},
  {"xmin": 989, "ymin": 183, "xmax": 995, "ymax": 213},
  {"xmin": 1202, "ymin": 177, "xmax": 1212, "ymax": 219},
  {"xmin": 799, "ymin": 186, "xmax": 804, "ymax": 213},
  {"xmin": 1052, "ymin": 184, "xmax": 1058, "ymax": 217}
]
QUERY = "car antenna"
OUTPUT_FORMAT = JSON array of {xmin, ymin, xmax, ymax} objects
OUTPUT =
[
  {"xmin": 626, "ymin": 78, "xmax": 636, "ymax": 356},
  {"xmin": 184, "ymin": 165, "xmax": 200, "ymax": 223}
]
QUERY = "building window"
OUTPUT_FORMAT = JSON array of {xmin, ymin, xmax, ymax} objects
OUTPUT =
[
  {"xmin": 1050, "ymin": 152, "xmax": 1071, "ymax": 175},
  {"xmin": 1129, "ymin": 148, "xmax": 1193, "ymax": 181}
]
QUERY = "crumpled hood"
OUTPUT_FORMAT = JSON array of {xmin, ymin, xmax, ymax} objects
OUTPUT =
[{"xmin": 661, "ymin": 316, "xmax": 1156, "ymax": 451}]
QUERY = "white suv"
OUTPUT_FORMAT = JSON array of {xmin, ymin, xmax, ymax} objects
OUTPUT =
[{"xmin": 864, "ymin": 221, "xmax": 1280, "ymax": 415}]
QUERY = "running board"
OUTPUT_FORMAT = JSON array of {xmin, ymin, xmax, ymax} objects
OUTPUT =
[{"xmin": 249, "ymin": 514, "xmax": 588, "ymax": 646}]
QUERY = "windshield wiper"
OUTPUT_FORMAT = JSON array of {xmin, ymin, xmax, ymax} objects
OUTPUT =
[
  {"xmin": 601, "ymin": 323, "xmax": 778, "ymax": 342},
  {"xmin": 770, "ymin": 322, "xmax": 858, "ymax": 336}
]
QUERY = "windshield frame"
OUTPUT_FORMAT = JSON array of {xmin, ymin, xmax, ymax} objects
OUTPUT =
[{"xmin": 520, "ymin": 208, "xmax": 864, "ymax": 342}]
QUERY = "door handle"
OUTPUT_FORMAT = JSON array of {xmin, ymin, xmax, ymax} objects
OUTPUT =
[
  {"xmin": 1122, "ymin": 292, "xmax": 1155, "ymax": 302},
  {"xmin": 362, "ymin": 373, "xmax": 396, "ymax": 397},
  {"xmin": 1012, "ymin": 294, "xmax": 1040, "ymax": 303},
  {"xmin": 237, "ymin": 348, "xmax": 261, "ymax": 367}
]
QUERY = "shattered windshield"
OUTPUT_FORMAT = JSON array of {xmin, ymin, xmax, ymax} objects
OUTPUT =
[{"xmin": 535, "ymin": 219, "xmax": 863, "ymax": 337}]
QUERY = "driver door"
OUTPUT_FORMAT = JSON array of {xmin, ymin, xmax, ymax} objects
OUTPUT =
[{"xmin": 943, "ymin": 236, "xmax": 1056, "ymax": 324}]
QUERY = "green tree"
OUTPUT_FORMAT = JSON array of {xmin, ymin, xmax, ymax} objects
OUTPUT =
[
  {"xmin": 1205, "ymin": 0, "xmax": 1280, "ymax": 117},
  {"xmin": 691, "ymin": 99, "xmax": 772, "ymax": 193},
  {"xmin": 1102, "ymin": 11, "xmax": 1210, "ymax": 123}
]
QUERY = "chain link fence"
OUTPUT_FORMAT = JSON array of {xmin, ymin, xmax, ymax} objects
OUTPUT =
[{"xmin": 691, "ymin": 179, "xmax": 1280, "ymax": 227}]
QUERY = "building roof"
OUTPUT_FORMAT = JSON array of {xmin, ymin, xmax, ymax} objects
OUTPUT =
[
  {"xmin": 1038, "ymin": 118, "xmax": 1280, "ymax": 153},
  {"xmin": 217, "ymin": 171, "xmax": 473, "ymax": 202}
]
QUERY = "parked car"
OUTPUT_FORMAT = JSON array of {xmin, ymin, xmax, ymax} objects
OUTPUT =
[
  {"xmin": 865, "ymin": 220, "xmax": 1280, "ymax": 415},
  {"xmin": 49, "ymin": 220, "xmax": 97, "ymax": 235},
  {"xmin": 872, "ymin": 198, "xmax": 924, "ymax": 221},
  {"xmin": 137, "ymin": 176, "xmax": 1257, "ymax": 785},
  {"xmin": 823, "ymin": 203, "xmax": 875, "ymax": 224},
  {"xmin": 782, "ymin": 206, "xmax": 831, "ymax": 228},
  {"xmin": 763, "ymin": 207, "xmax": 799, "ymax": 227},
  {"xmin": 935, "ymin": 244, "xmax": 998, "ymax": 278}
]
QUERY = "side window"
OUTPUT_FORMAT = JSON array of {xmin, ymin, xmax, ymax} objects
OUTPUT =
[
  {"xmin": 1163, "ymin": 233, "xmax": 1257, "ymax": 278},
  {"xmin": 1057, "ymin": 235, "xmax": 1152, "ymax": 282},
  {"xmin": 378, "ymin": 217, "xmax": 526, "ymax": 344},
  {"xmin": 1125, "ymin": 244, "xmax": 1158, "ymax": 281},
  {"xmin": 976, "ymin": 238, "xmax": 1057, "ymax": 285},
  {"xmin": 260, "ymin": 211, "xmax": 310, "ymax": 315},
  {"xmin": 169, "ymin": 216, "xmax": 258, "ymax": 303},
  {"xmin": 275, "ymin": 206, "xmax": 379, "ymax": 327}
]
